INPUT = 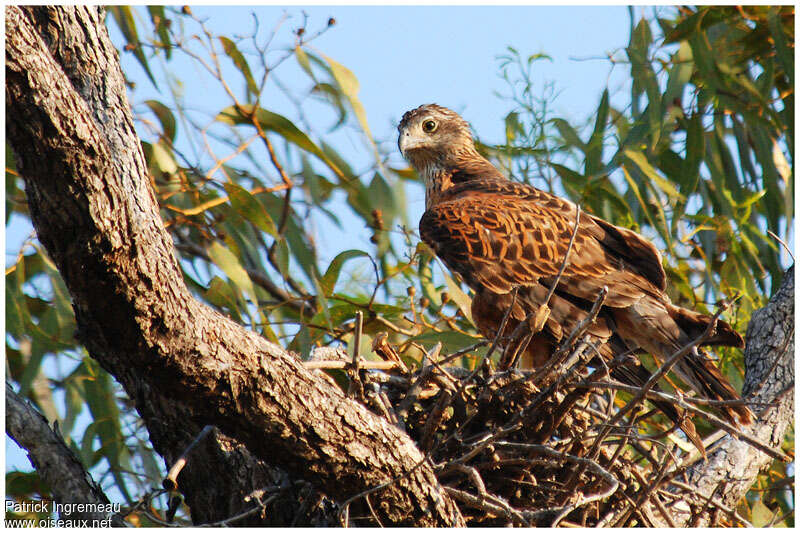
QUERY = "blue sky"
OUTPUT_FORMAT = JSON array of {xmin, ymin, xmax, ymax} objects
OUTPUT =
[{"xmin": 5, "ymin": 2, "xmax": 642, "ymax": 484}]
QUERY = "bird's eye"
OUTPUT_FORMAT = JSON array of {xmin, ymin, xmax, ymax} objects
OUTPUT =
[{"xmin": 422, "ymin": 119, "xmax": 437, "ymax": 133}]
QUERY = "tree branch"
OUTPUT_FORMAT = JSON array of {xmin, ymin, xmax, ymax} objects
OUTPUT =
[
  {"xmin": 5, "ymin": 384, "xmax": 125, "ymax": 526},
  {"xmin": 5, "ymin": 5, "xmax": 462, "ymax": 526}
]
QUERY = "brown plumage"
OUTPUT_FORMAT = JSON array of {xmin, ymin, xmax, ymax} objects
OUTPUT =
[{"xmin": 398, "ymin": 104, "xmax": 751, "ymax": 452}]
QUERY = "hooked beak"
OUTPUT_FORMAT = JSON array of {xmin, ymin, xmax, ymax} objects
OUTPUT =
[{"xmin": 398, "ymin": 130, "xmax": 425, "ymax": 156}]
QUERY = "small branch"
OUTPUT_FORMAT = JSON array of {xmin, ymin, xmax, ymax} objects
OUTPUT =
[
  {"xmin": 163, "ymin": 425, "xmax": 215, "ymax": 491},
  {"xmin": 303, "ymin": 360, "xmax": 402, "ymax": 371},
  {"xmin": 474, "ymin": 287, "xmax": 519, "ymax": 374},
  {"xmin": 542, "ymin": 205, "xmax": 581, "ymax": 310}
]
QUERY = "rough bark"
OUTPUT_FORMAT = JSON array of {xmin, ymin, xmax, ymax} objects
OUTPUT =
[
  {"xmin": 5, "ymin": 5, "xmax": 463, "ymax": 526},
  {"xmin": 6, "ymin": 384, "xmax": 126, "ymax": 526},
  {"xmin": 649, "ymin": 266, "xmax": 794, "ymax": 526}
]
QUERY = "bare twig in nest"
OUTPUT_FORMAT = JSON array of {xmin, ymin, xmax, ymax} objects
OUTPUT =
[
  {"xmin": 472, "ymin": 287, "xmax": 520, "ymax": 375},
  {"xmin": 524, "ymin": 286, "xmax": 608, "ymax": 387},
  {"xmin": 371, "ymin": 331, "xmax": 409, "ymax": 372},
  {"xmin": 494, "ymin": 441, "xmax": 620, "ymax": 527},
  {"xmin": 348, "ymin": 311, "xmax": 365, "ymax": 398},
  {"xmin": 303, "ymin": 360, "xmax": 402, "ymax": 371},
  {"xmin": 421, "ymin": 389, "xmax": 453, "ymax": 451},
  {"xmin": 663, "ymin": 481, "xmax": 754, "ymax": 527},
  {"xmin": 578, "ymin": 380, "xmax": 790, "ymax": 463},
  {"xmin": 395, "ymin": 343, "xmax": 442, "ymax": 424},
  {"xmin": 437, "ymin": 340, "xmax": 489, "ymax": 366},
  {"xmin": 572, "ymin": 303, "xmax": 731, "ymax": 489},
  {"xmin": 445, "ymin": 486, "xmax": 527, "ymax": 526}
]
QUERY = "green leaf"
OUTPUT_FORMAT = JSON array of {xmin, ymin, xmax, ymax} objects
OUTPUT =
[
  {"xmin": 320, "ymin": 250, "xmax": 369, "ymax": 296},
  {"xmin": 552, "ymin": 119, "xmax": 585, "ymax": 150},
  {"xmin": 367, "ymin": 173, "xmax": 396, "ymax": 220},
  {"xmin": 664, "ymin": 7, "xmax": 709, "ymax": 44},
  {"xmin": 224, "ymin": 182, "xmax": 277, "ymax": 236},
  {"xmin": 663, "ymin": 41, "xmax": 693, "ymax": 107},
  {"xmin": 144, "ymin": 100, "xmax": 176, "ymax": 142},
  {"xmin": 681, "ymin": 113, "xmax": 705, "ymax": 196},
  {"xmin": 147, "ymin": 6, "xmax": 171, "ymax": 58},
  {"xmin": 83, "ymin": 358, "xmax": 133, "ymax": 503},
  {"xmin": 273, "ymin": 238, "xmax": 291, "ymax": 279},
  {"xmin": 624, "ymin": 149, "xmax": 684, "ymax": 201},
  {"xmin": 219, "ymin": 37, "xmax": 259, "ymax": 96},
  {"xmin": 443, "ymin": 271, "xmax": 474, "ymax": 326},
  {"xmin": 107, "ymin": 6, "xmax": 158, "ymax": 89},
  {"xmin": 295, "ymin": 46, "xmax": 315, "ymax": 80},
  {"xmin": 207, "ymin": 241, "xmax": 256, "ymax": 302},
  {"xmin": 323, "ymin": 54, "xmax": 381, "ymax": 161},
  {"xmin": 767, "ymin": 8, "xmax": 793, "ymax": 85},
  {"xmin": 586, "ymin": 89, "xmax": 609, "ymax": 175},
  {"xmin": 311, "ymin": 82, "xmax": 347, "ymax": 131},
  {"xmin": 150, "ymin": 140, "xmax": 178, "ymax": 175},
  {"xmin": 751, "ymin": 499, "xmax": 779, "ymax": 528},
  {"xmin": 410, "ymin": 330, "xmax": 482, "ymax": 353},
  {"xmin": 217, "ymin": 105, "xmax": 344, "ymax": 179},
  {"xmin": 620, "ymin": 166, "xmax": 664, "ymax": 244},
  {"xmin": 204, "ymin": 276, "xmax": 243, "ymax": 322}
]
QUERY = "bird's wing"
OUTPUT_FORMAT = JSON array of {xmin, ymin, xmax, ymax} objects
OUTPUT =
[{"xmin": 419, "ymin": 180, "xmax": 665, "ymax": 308}]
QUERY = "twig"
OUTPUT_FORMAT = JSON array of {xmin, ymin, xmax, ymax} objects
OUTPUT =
[
  {"xmin": 348, "ymin": 311, "xmax": 364, "ymax": 398},
  {"xmin": 395, "ymin": 343, "xmax": 442, "ymax": 423},
  {"xmin": 420, "ymin": 389, "xmax": 453, "ymax": 451},
  {"xmin": 469, "ymin": 287, "xmax": 519, "ymax": 378},
  {"xmin": 493, "ymin": 441, "xmax": 620, "ymax": 527},
  {"xmin": 767, "ymin": 230, "xmax": 794, "ymax": 263},
  {"xmin": 524, "ymin": 287, "xmax": 607, "ymax": 387},
  {"xmin": 303, "ymin": 360, "xmax": 401, "ymax": 371},
  {"xmin": 436, "ymin": 340, "xmax": 489, "ymax": 366},
  {"xmin": 577, "ymin": 380, "xmax": 791, "ymax": 463},
  {"xmin": 542, "ymin": 205, "xmax": 581, "ymax": 309},
  {"xmin": 578, "ymin": 302, "xmax": 730, "ymax": 478},
  {"xmin": 666, "ymin": 481, "xmax": 754, "ymax": 527},
  {"xmin": 163, "ymin": 425, "xmax": 215, "ymax": 491}
]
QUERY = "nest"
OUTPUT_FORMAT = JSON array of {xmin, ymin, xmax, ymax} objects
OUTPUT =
[{"xmin": 325, "ymin": 327, "xmax": 733, "ymax": 527}]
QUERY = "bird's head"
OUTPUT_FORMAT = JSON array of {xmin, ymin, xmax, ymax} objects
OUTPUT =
[{"xmin": 397, "ymin": 104, "xmax": 474, "ymax": 170}]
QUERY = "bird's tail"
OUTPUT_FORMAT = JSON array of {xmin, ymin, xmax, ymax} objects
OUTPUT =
[
  {"xmin": 665, "ymin": 304, "xmax": 753, "ymax": 426},
  {"xmin": 673, "ymin": 348, "xmax": 753, "ymax": 426},
  {"xmin": 666, "ymin": 304, "xmax": 744, "ymax": 348}
]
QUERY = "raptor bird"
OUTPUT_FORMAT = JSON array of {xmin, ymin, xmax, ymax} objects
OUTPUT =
[{"xmin": 398, "ymin": 104, "xmax": 751, "ymax": 452}]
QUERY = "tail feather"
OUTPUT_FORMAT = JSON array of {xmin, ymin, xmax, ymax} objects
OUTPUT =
[
  {"xmin": 667, "ymin": 303, "xmax": 744, "ymax": 348},
  {"xmin": 664, "ymin": 304, "xmax": 752, "ymax": 425},
  {"xmin": 676, "ymin": 349, "xmax": 753, "ymax": 426}
]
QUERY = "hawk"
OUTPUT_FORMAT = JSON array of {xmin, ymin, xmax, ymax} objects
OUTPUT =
[{"xmin": 398, "ymin": 104, "xmax": 751, "ymax": 451}]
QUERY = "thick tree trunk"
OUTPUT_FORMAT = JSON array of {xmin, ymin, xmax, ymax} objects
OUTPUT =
[{"xmin": 5, "ymin": 5, "xmax": 463, "ymax": 526}]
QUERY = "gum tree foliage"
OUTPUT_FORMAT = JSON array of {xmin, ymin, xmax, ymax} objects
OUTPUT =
[{"xmin": 6, "ymin": 5, "xmax": 793, "ymax": 526}]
